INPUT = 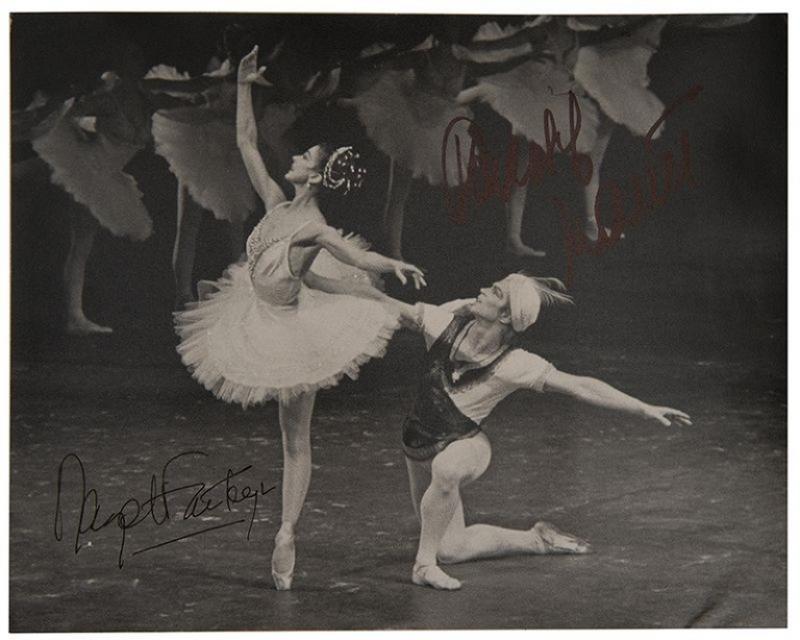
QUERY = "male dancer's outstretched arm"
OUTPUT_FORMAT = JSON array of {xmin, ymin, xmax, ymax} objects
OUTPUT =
[
  {"xmin": 394, "ymin": 276, "xmax": 692, "ymax": 590},
  {"xmin": 543, "ymin": 370, "xmax": 692, "ymax": 427}
]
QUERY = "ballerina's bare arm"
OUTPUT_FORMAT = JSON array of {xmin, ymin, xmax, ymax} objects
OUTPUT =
[
  {"xmin": 302, "ymin": 271, "xmax": 387, "ymax": 301},
  {"xmin": 236, "ymin": 46, "xmax": 287, "ymax": 211},
  {"xmin": 139, "ymin": 73, "xmax": 221, "ymax": 96},
  {"xmin": 292, "ymin": 221, "xmax": 427, "ymax": 288}
]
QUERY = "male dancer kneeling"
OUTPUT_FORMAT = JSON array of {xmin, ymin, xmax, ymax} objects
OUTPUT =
[{"xmin": 386, "ymin": 274, "xmax": 692, "ymax": 590}]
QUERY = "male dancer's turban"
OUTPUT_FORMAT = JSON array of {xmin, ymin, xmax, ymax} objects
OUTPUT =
[{"xmin": 500, "ymin": 274, "xmax": 573, "ymax": 332}]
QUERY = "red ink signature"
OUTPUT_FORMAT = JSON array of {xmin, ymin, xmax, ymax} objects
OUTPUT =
[
  {"xmin": 441, "ymin": 90, "xmax": 591, "ymax": 224},
  {"xmin": 441, "ymin": 84, "xmax": 704, "ymax": 286}
]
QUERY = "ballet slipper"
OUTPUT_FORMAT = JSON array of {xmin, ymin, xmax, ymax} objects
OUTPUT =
[
  {"xmin": 271, "ymin": 531, "xmax": 296, "ymax": 591},
  {"xmin": 506, "ymin": 238, "xmax": 547, "ymax": 259},
  {"xmin": 411, "ymin": 563, "xmax": 462, "ymax": 590},
  {"xmin": 531, "ymin": 521, "xmax": 592, "ymax": 554},
  {"xmin": 66, "ymin": 315, "xmax": 113, "ymax": 335},
  {"xmin": 584, "ymin": 219, "xmax": 625, "ymax": 243}
]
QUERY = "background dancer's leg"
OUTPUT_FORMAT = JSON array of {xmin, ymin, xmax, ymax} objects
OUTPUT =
[
  {"xmin": 272, "ymin": 391, "xmax": 316, "ymax": 590},
  {"xmin": 382, "ymin": 159, "xmax": 413, "ymax": 261},
  {"xmin": 506, "ymin": 140, "xmax": 546, "ymax": 259},
  {"xmin": 64, "ymin": 206, "xmax": 111, "ymax": 335},
  {"xmin": 172, "ymin": 182, "xmax": 203, "ymax": 310},
  {"xmin": 583, "ymin": 118, "xmax": 616, "ymax": 242},
  {"xmin": 228, "ymin": 220, "xmax": 245, "ymax": 263}
]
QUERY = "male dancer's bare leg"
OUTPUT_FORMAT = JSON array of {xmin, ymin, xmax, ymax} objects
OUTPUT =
[
  {"xmin": 407, "ymin": 433, "xmax": 589, "ymax": 590},
  {"xmin": 272, "ymin": 391, "xmax": 316, "ymax": 590},
  {"xmin": 407, "ymin": 434, "xmax": 492, "ymax": 590},
  {"xmin": 64, "ymin": 206, "xmax": 112, "ymax": 335},
  {"xmin": 172, "ymin": 182, "xmax": 203, "ymax": 310}
]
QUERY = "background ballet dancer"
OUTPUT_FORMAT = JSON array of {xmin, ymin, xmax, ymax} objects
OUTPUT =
[
  {"xmin": 384, "ymin": 274, "xmax": 691, "ymax": 590},
  {"xmin": 454, "ymin": 15, "xmax": 755, "ymax": 260},
  {"xmin": 14, "ymin": 64, "xmax": 195, "ymax": 334}
]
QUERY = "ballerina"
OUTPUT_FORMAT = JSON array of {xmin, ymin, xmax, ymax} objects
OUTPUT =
[
  {"xmin": 147, "ymin": 25, "xmax": 261, "ymax": 309},
  {"xmin": 454, "ymin": 14, "xmax": 754, "ymax": 259},
  {"xmin": 17, "ymin": 72, "xmax": 182, "ymax": 334},
  {"xmin": 174, "ymin": 45, "xmax": 425, "ymax": 590},
  {"xmin": 340, "ymin": 36, "xmax": 474, "ymax": 260},
  {"xmin": 149, "ymin": 24, "xmax": 339, "ymax": 308}
]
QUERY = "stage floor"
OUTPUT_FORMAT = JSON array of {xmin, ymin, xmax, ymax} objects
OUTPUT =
[{"xmin": 9, "ymin": 323, "xmax": 786, "ymax": 631}]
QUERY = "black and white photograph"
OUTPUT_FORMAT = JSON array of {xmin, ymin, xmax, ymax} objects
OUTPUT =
[{"xmin": 6, "ymin": 5, "xmax": 788, "ymax": 633}]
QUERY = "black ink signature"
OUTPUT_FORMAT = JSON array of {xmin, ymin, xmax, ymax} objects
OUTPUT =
[{"xmin": 53, "ymin": 451, "xmax": 276, "ymax": 568}]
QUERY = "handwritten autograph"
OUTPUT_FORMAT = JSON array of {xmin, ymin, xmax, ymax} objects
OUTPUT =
[
  {"xmin": 53, "ymin": 451, "xmax": 276, "ymax": 568},
  {"xmin": 441, "ymin": 85, "xmax": 704, "ymax": 285}
]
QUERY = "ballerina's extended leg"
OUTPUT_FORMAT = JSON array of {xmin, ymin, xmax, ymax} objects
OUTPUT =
[
  {"xmin": 64, "ymin": 206, "xmax": 112, "ymax": 335},
  {"xmin": 272, "ymin": 391, "xmax": 316, "ymax": 590}
]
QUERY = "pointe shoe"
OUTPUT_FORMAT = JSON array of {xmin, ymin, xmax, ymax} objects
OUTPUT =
[
  {"xmin": 411, "ymin": 563, "xmax": 462, "ymax": 590},
  {"xmin": 271, "ymin": 532, "xmax": 296, "ymax": 591},
  {"xmin": 531, "ymin": 521, "xmax": 592, "ymax": 554}
]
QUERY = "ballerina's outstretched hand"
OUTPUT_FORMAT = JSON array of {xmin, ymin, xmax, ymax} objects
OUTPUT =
[
  {"xmin": 237, "ymin": 45, "xmax": 272, "ymax": 87},
  {"xmin": 392, "ymin": 261, "xmax": 427, "ymax": 290}
]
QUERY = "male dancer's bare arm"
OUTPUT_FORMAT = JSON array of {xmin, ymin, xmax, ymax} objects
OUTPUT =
[{"xmin": 543, "ymin": 369, "xmax": 692, "ymax": 427}]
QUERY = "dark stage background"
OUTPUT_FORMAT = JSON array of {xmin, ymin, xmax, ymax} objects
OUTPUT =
[
  {"xmin": 8, "ymin": 13, "xmax": 787, "ymax": 631},
  {"xmin": 10, "ymin": 14, "xmax": 786, "ymax": 357}
]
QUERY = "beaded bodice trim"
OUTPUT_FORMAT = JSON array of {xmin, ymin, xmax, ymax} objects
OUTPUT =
[{"xmin": 245, "ymin": 204, "xmax": 294, "ymax": 277}]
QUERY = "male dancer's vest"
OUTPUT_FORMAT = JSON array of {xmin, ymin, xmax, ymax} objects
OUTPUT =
[{"xmin": 403, "ymin": 313, "xmax": 510, "ymax": 461}]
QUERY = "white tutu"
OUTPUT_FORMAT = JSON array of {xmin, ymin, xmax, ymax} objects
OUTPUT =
[
  {"xmin": 573, "ymin": 18, "xmax": 668, "ymax": 138},
  {"xmin": 31, "ymin": 100, "xmax": 152, "ymax": 240},
  {"xmin": 343, "ymin": 67, "xmax": 473, "ymax": 185},
  {"xmin": 151, "ymin": 108, "xmax": 257, "ymax": 224},
  {"xmin": 175, "ymin": 232, "xmax": 397, "ymax": 408},
  {"xmin": 457, "ymin": 59, "xmax": 601, "ymax": 155},
  {"xmin": 147, "ymin": 60, "xmax": 256, "ymax": 224},
  {"xmin": 150, "ymin": 78, "xmax": 300, "ymax": 223}
]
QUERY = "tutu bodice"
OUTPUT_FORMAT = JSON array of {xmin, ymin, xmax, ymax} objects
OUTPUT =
[
  {"xmin": 245, "ymin": 212, "xmax": 314, "ymax": 307},
  {"xmin": 175, "ymin": 210, "xmax": 399, "ymax": 407}
]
